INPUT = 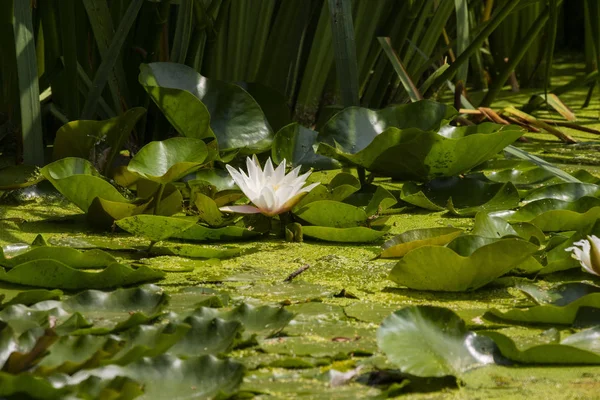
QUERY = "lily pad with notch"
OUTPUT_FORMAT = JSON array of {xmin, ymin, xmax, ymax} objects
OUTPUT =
[
  {"xmin": 377, "ymin": 306, "xmax": 494, "ymax": 377},
  {"xmin": 380, "ymin": 227, "xmax": 463, "ymax": 258},
  {"xmin": 389, "ymin": 237, "xmax": 539, "ymax": 291}
]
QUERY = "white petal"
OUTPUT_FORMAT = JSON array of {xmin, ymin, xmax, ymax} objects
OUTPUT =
[
  {"xmin": 264, "ymin": 157, "xmax": 275, "ymax": 179},
  {"xmin": 299, "ymin": 181, "xmax": 320, "ymax": 194},
  {"xmin": 259, "ymin": 186, "xmax": 277, "ymax": 212},
  {"xmin": 566, "ymin": 239, "xmax": 594, "ymax": 274},
  {"xmin": 273, "ymin": 158, "xmax": 287, "ymax": 182},
  {"xmin": 219, "ymin": 205, "xmax": 262, "ymax": 214}
]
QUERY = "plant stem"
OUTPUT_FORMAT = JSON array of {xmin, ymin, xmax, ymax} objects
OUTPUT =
[{"xmin": 153, "ymin": 184, "xmax": 165, "ymax": 215}]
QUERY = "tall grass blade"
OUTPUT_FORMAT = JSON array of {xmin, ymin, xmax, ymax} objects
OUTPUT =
[
  {"xmin": 13, "ymin": 0, "xmax": 44, "ymax": 165},
  {"xmin": 171, "ymin": 0, "xmax": 194, "ymax": 64},
  {"xmin": 328, "ymin": 0, "xmax": 359, "ymax": 106},
  {"xmin": 454, "ymin": 0, "xmax": 470, "ymax": 84},
  {"xmin": 431, "ymin": 0, "xmax": 521, "ymax": 91},
  {"xmin": 59, "ymin": 0, "xmax": 80, "ymax": 120},
  {"xmin": 543, "ymin": 0, "xmax": 559, "ymax": 99},
  {"xmin": 378, "ymin": 37, "xmax": 422, "ymax": 102},
  {"xmin": 80, "ymin": 0, "xmax": 144, "ymax": 119},
  {"xmin": 480, "ymin": 8, "xmax": 550, "ymax": 106}
]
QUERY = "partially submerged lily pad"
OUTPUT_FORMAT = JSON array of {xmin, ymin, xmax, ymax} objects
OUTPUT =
[{"xmin": 380, "ymin": 227, "xmax": 463, "ymax": 258}]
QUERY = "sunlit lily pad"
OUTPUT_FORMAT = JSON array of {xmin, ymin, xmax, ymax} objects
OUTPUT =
[
  {"xmin": 501, "ymin": 196, "xmax": 600, "ymax": 231},
  {"xmin": 0, "ymin": 246, "xmax": 117, "ymax": 269},
  {"xmin": 380, "ymin": 227, "xmax": 463, "ymax": 258},
  {"xmin": 127, "ymin": 137, "xmax": 209, "ymax": 184},
  {"xmin": 389, "ymin": 237, "xmax": 539, "ymax": 291},
  {"xmin": 150, "ymin": 245, "xmax": 242, "ymax": 259},
  {"xmin": 377, "ymin": 306, "xmax": 494, "ymax": 377},
  {"xmin": 317, "ymin": 102, "xmax": 522, "ymax": 180},
  {"xmin": 485, "ymin": 293, "xmax": 600, "ymax": 326},
  {"xmin": 140, "ymin": 62, "xmax": 273, "ymax": 153},
  {"xmin": 401, "ymin": 178, "xmax": 520, "ymax": 216},
  {"xmin": 172, "ymin": 224, "xmax": 260, "ymax": 242},
  {"xmin": 116, "ymin": 215, "xmax": 199, "ymax": 242},
  {"xmin": 302, "ymin": 226, "xmax": 386, "ymax": 243},
  {"xmin": 0, "ymin": 261, "xmax": 164, "ymax": 289},
  {"xmin": 0, "ymin": 165, "xmax": 43, "ymax": 190},
  {"xmin": 481, "ymin": 328, "xmax": 600, "ymax": 364},
  {"xmin": 522, "ymin": 182, "xmax": 600, "ymax": 204},
  {"xmin": 294, "ymin": 200, "xmax": 367, "ymax": 228}
]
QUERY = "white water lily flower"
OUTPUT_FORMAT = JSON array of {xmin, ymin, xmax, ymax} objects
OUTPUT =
[
  {"xmin": 565, "ymin": 235, "xmax": 600, "ymax": 276},
  {"xmin": 220, "ymin": 156, "xmax": 319, "ymax": 217}
]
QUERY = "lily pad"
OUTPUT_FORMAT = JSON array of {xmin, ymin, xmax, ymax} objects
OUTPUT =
[
  {"xmin": 522, "ymin": 183, "xmax": 600, "ymax": 204},
  {"xmin": 377, "ymin": 306, "xmax": 494, "ymax": 377},
  {"xmin": 401, "ymin": 178, "xmax": 520, "ymax": 216},
  {"xmin": 140, "ymin": 62, "xmax": 272, "ymax": 153},
  {"xmin": 502, "ymin": 197, "xmax": 600, "ymax": 232},
  {"xmin": 272, "ymin": 123, "xmax": 339, "ymax": 170},
  {"xmin": 294, "ymin": 200, "xmax": 367, "ymax": 228},
  {"xmin": 389, "ymin": 238, "xmax": 539, "ymax": 291},
  {"xmin": 169, "ymin": 316, "xmax": 242, "ymax": 356},
  {"xmin": 380, "ymin": 227, "xmax": 463, "ymax": 258},
  {"xmin": 189, "ymin": 169, "xmax": 236, "ymax": 192},
  {"xmin": 0, "ymin": 165, "xmax": 43, "ymax": 190},
  {"xmin": 0, "ymin": 261, "xmax": 165, "ymax": 289},
  {"xmin": 482, "ymin": 328, "xmax": 600, "ymax": 364},
  {"xmin": 59, "ymin": 354, "xmax": 244, "ymax": 400},
  {"xmin": 52, "ymin": 108, "xmax": 146, "ymax": 162},
  {"xmin": 172, "ymin": 224, "xmax": 260, "ymax": 242},
  {"xmin": 302, "ymin": 226, "xmax": 386, "ymax": 243},
  {"xmin": 0, "ymin": 246, "xmax": 117, "ymax": 269},
  {"xmin": 317, "ymin": 111, "xmax": 523, "ymax": 181},
  {"xmin": 127, "ymin": 137, "xmax": 209, "ymax": 184},
  {"xmin": 150, "ymin": 245, "xmax": 242, "ymax": 259},
  {"xmin": 484, "ymin": 293, "xmax": 600, "ymax": 326},
  {"xmin": 116, "ymin": 215, "xmax": 199, "ymax": 242},
  {"xmin": 517, "ymin": 282, "xmax": 600, "ymax": 306}
]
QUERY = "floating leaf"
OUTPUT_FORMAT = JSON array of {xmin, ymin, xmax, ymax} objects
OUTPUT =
[
  {"xmin": 389, "ymin": 238, "xmax": 539, "ymax": 291},
  {"xmin": 0, "ymin": 261, "xmax": 164, "ymax": 289},
  {"xmin": 365, "ymin": 186, "xmax": 397, "ymax": 216},
  {"xmin": 172, "ymin": 225, "xmax": 260, "ymax": 242},
  {"xmin": 0, "ymin": 164, "xmax": 43, "ymax": 190},
  {"xmin": 170, "ymin": 316, "xmax": 242, "ymax": 356},
  {"xmin": 294, "ymin": 200, "xmax": 367, "ymax": 228},
  {"xmin": 380, "ymin": 227, "xmax": 463, "ymax": 258},
  {"xmin": 140, "ymin": 62, "xmax": 273, "ymax": 153},
  {"xmin": 62, "ymin": 354, "xmax": 244, "ymax": 400},
  {"xmin": 401, "ymin": 178, "xmax": 520, "ymax": 216},
  {"xmin": 302, "ymin": 226, "xmax": 386, "ymax": 243},
  {"xmin": 485, "ymin": 293, "xmax": 600, "ymax": 326},
  {"xmin": 127, "ymin": 137, "xmax": 209, "ymax": 184},
  {"xmin": 52, "ymin": 108, "xmax": 146, "ymax": 162},
  {"xmin": 193, "ymin": 193, "xmax": 224, "ymax": 226},
  {"xmin": 522, "ymin": 183, "xmax": 600, "ymax": 204},
  {"xmin": 116, "ymin": 215, "xmax": 199, "ymax": 242},
  {"xmin": 272, "ymin": 123, "xmax": 339, "ymax": 170},
  {"xmin": 0, "ymin": 246, "xmax": 117, "ymax": 269},
  {"xmin": 482, "ymin": 328, "xmax": 600, "ymax": 364},
  {"xmin": 189, "ymin": 169, "xmax": 236, "ymax": 192},
  {"xmin": 377, "ymin": 306, "xmax": 493, "ymax": 377},
  {"xmin": 503, "ymin": 197, "xmax": 600, "ymax": 231},
  {"xmin": 150, "ymin": 245, "xmax": 242, "ymax": 259},
  {"xmin": 518, "ymin": 282, "xmax": 600, "ymax": 306},
  {"xmin": 317, "ymin": 109, "xmax": 522, "ymax": 180}
]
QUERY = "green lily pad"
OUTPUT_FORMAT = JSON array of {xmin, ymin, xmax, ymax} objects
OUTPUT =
[
  {"xmin": 60, "ymin": 354, "xmax": 244, "ymax": 400},
  {"xmin": 116, "ymin": 215, "xmax": 199, "ymax": 242},
  {"xmin": 365, "ymin": 186, "xmax": 397, "ymax": 216},
  {"xmin": 540, "ymin": 220, "xmax": 600, "ymax": 274},
  {"xmin": 481, "ymin": 328, "xmax": 600, "ymax": 364},
  {"xmin": 127, "ymin": 137, "xmax": 209, "ymax": 184},
  {"xmin": 185, "ymin": 303, "xmax": 293, "ymax": 338},
  {"xmin": 52, "ymin": 108, "xmax": 146, "ymax": 162},
  {"xmin": 479, "ymin": 163, "xmax": 555, "ymax": 186},
  {"xmin": 518, "ymin": 282, "xmax": 600, "ymax": 306},
  {"xmin": 317, "ymin": 108, "xmax": 522, "ymax": 180},
  {"xmin": 190, "ymin": 169, "xmax": 236, "ymax": 192},
  {"xmin": 293, "ymin": 173, "xmax": 360, "ymax": 208},
  {"xmin": 150, "ymin": 245, "xmax": 242, "ymax": 259},
  {"xmin": 0, "ymin": 261, "xmax": 164, "ymax": 289},
  {"xmin": 0, "ymin": 164, "xmax": 43, "ymax": 190},
  {"xmin": 172, "ymin": 224, "xmax": 260, "ymax": 242},
  {"xmin": 272, "ymin": 123, "xmax": 339, "ymax": 170},
  {"xmin": 193, "ymin": 193, "xmax": 224, "ymax": 226},
  {"xmin": 170, "ymin": 316, "xmax": 242, "ymax": 356},
  {"xmin": 401, "ymin": 178, "xmax": 520, "ymax": 216},
  {"xmin": 294, "ymin": 200, "xmax": 367, "ymax": 228},
  {"xmin": 302, "ymin": 226, "xmax": 386, "ymax": 243},
  {"xmin": 87, "ymin": 197, "xmax": 151, "ymax": 229},
  {"xmin": 0, "ymin": 246, "xmax": 117, "ymax": 269},
  {"xmin": 522, "ymin": 183, "xmax": 600, "ymax": 204},
  {"xmin": 377, "ymin": 306, "xmax": 493, "ymax": 377},
  {"xmin": 380, "ymin": 227, "xmax": 463, "ymax": 258},
  {"xmin": 498, "ymin": 196, "xmax": 600, "ymax": 232},
  {"xmin": 136, "ymin": 181, "xmax": 183, "ymax": 216},
  {"xmin": 389, "ymin": 237, "xmax": 539, "ymax": 291},
  {"xmin": 140, "ymin": 62, "xmax": 273, "ymax": 153},
  {"xmin": 484, "ymin": 293, "xmax": 600, "ymax": 326}
]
